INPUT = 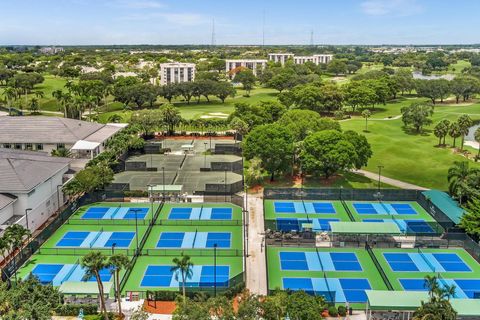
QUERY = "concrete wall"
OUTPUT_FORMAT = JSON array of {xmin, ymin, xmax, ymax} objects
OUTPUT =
[{"xmin": 0, "ymin": 202, "xmax": 15, "ymax": 225}]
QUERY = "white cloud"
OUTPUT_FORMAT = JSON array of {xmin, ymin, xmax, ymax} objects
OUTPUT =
[
  {"xmin": 112, "ymin": 0, "xmax": 165, "ymax": 9},
  {"xmin": 361, "ymin": 0, "xmax": 424, "ymax": 16}
]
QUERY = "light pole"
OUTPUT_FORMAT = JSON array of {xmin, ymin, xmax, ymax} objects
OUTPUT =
[
  {"xmin": 224, "ymin": 170, "xmax": 227, "ymax": 202},
  {"xmin": 214, "ymin": 243, "xmax": 217, "ymax": 297},
  {"xmin": 204, "ymin": 142, "xmax": 208, "ymax": 168},
  {"xmin": 131, "ymin": 209, "xmax": 140, "ymax": 254},
  {"xmin": 25, "ymin": 208, "xmax": 32, "ymax": 231},
  {"xmin": 377, "ymin": 165, "xmax": 384, "ymax": 192},
  {"xmin": 162, "ymin": 167, "xmax": 165, "ymax": 201},
  {"xmin": 111, "ymin": 243, "xmax": 117, "ymax": 302}
]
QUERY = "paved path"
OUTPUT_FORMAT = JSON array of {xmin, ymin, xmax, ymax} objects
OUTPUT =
[
  {"xmin": 354, "ymin": 169, "xmax": 429, "ymax": 190},
  {"xmin": 245, "ymin": 190, "xmax": 268, "ymax": 295}
]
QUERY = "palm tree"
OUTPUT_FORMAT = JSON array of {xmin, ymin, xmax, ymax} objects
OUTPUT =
[
  {"xmin": 108, "ymin": 254, "xmax": 130, "ymax": 317},
  {"xmin": 3, "ymin": 225, "xmax": 30, "ymax": 281},
  {"xmin": 414, "ymin": 275, "xmax": 457, "ymax": 320},
  {"xmin": 423, "ymin": 275, "xmax": 440, "ymax": 300},
  {"xmin": 29, "ymin": 98, "xmax": 39, "ymax": 114},
  {"xmin": 474, "ymin": 127, "xmax": 480, "ymax": 159},
  {"xmin": 447, "ymin": 161, "xmax": 480, "ymax": 204},
  {"xmin": 51, "ymin": 148, "xmax": 72, "ymax": 158},
  {"xmin": 102, "ymin": 84, "xmax": 113, "ymax": 112},
  {"xmin": 107, "ymin": 114, "xmax": 123, "ymax": 123},
  {"xmin": 171, "ymin": 253, "xmax": 193, "ymax": 304},
  {"xmin": 81, "ymin": 252, "xmax": 110, "ymax": 320},
  {"xmin": 2, "ymin": 87, "xmax": 18, "ymax": 115},
  {"xmin": 433, "ymin": 120, "xmax": 450, "ymax": 146},
  {"xmin": 457, "ymin": 114, "xmax": 473, "ymax": 150},
  {"xmin": 362, "ymin": 109, "xmax": 372, "ymax": 132},
  {"xmin": 449, "ymin": 122, "xmax": 462, "ymax": 148}
]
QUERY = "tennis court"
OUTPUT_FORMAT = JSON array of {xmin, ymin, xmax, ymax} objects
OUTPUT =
[
  {"xmin": 158, "ymin": 203, "xmax": 243, "ymax": 222},
  {"xmin": 81, "ymin": 206, "xmax": 149, "ymax": 220},
  {"xmin": 362, "ymin": 219, "xmax": 435, "ymax": 234},
  {"xmin": 399, "ymin": 278, "xmax": 480, "ymax": 299},
  {"xmin": 141, "ymin": 225, "xmax": 243, "ymax": 256},
  {"xmin": 140, "ymin": 265, "xmax": 230, "ymax": 288},
  {"xmin": 55, "ymin": 231, "xmax": 135, "ymax": 248},
  {"xmin": 267, "ymin": 247, "xmax": 388, "ymax": 307},
  {"xmin": 70, "ymin": 202, "xmax": 157, "ymax": 221},
  {"xmin": 123, "ymin": 255, "xmax": 243, "ymax": 292},
  {"xmin": 372, "ymin": 247, "xmax": 480, "ymax": 297},
  {"xmin": 276, "ymin": 218, "xmax": 341, "ymax": 232},
  {"xmin": 280, "ymin": 251, "xmax": 362, "ymax": 271},
  {"xmin": 156, "ymin": 232, "xmax": 231, "ymax": 249},
  {"xmin": 274, "ymin": 201, "xmax": 336, "ymax": 214},
  {"xmin": 282, "ymin": 277, "xmax": 372, "ymax": 303}
]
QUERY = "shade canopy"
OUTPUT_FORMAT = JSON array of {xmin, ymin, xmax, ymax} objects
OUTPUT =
[
  {"xmin": 330, "ymin": 222, "xmax": 402, "ymax": 235},
  {"xmin": 71, "ymin": 140, "xmax": 100, "ymax": 151},
  {"xmin": 149, "ymin": 185, "xmax": 183, "ymax": 192},
  {"xmin": 59, "ymin": 281, "xmax": 113, "ymax": 296},
  {"xmin": 422, "ymin": 190, "xmax": 465, "ymax": 224}
]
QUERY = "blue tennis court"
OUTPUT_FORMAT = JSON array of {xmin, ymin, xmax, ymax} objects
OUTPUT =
[
  {"xmin": 353, "ymin": 203, "xmax": 417, "ymax": 215},
  {"xmin": 383, "ymin": 252, "xmax": 472, "ymax": 272},
  {"xmin": 30, "ymin": 263, "xmax": 112, "ymax": 286},
  {"xmin": 280, "ymin": 251, "xmax": 362, "ymax": 271},
  {"xmin": 276, "ymin": 218, "xmax": 338, "ymax": 232},
  {"xmin": 140, "ymin": 265, "xmax": 230, "ymax": 288},
  {"xmin": 156, "ymin": 232, "xmax": 231, "ymax": 249},
  {"xmin": 81, "ymin": 207, "xmax": 149, "ymax": 220},
  {"xmin": 399, "ymin": 278, "xmax": 480, "ymax": 299},
  {"xmin": 167, "ymin": 207, "xmax": 232, "ymax": 220},
  {"xmin": 363, "ymin": 219, "xmax": 435, "ymax": 234},
  {"xmin": 282, "ymin": 277, "xmax": 371, "ymax": 303},
  {"xmin": 56, "ymin": 231, "xmax": 135, "ymax": 248},
  {"xmin": 274, "ymin": 201, "xmax": 336, "ymax": 214}
]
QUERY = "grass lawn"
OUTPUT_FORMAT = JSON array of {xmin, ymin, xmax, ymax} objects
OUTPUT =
[{"xmin": 341, "ymin": 96, "xmax": 480, "ymax": 190}]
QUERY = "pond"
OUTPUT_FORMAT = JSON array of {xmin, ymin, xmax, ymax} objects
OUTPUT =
[
  {"xmin": 412, "ymin": 71, "xmax": 455, "ymax": 81},
  {"xmin": 465, "ymin": 124, "xmax": 480, "ymax": 143}
]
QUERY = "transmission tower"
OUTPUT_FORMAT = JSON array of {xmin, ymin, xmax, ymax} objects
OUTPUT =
[{"xmin": 211, "ymin": 18, "xmax": 216, "ymax": 46}]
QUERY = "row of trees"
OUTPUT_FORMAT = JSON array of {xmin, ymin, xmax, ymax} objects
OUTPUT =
[
  {"xmin": 241, "ymin": 107, "xmax": 372, "ymax": 181},
  {"xmin": 0, "ymin": 224, "xmax": 31, "ymax": 281},
  {"xmin": 433, "ymin": 114, "xmax": 478, "ymax": 150}
]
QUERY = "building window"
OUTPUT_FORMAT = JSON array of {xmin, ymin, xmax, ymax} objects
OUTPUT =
[
  {"xmin": 57, "ymin": 143, "xmax": 65, "ymax": 149},
  {"xmin": 3, "ymin": 143, "xmax": 11, "ymax": 148},
  {"xmin": 36, "ymin": 144, "xmax": 43, "ymax": 150},
  {"xmin": 25, "ymin": 143, "xmax": 33, "ymax": 150},
  {"xmin": 14, "ymin": 143, "xmax": 22, "ymax": 149}
]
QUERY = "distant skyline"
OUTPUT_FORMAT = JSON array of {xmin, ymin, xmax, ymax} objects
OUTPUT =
[{"xmin": 1, "ymin": 0, "xmax": 479, "ymax": 45}]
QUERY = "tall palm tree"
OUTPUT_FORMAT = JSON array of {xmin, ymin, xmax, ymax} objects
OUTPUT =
[
  {"xmin": 171, "ymin": 253, "xmax": 193, "ymax": 304},
  {"xmin": 102, "ymin": 84, "xmax": 113, "ymax": 112},
  {"xmin": 81, "ymin": 252, "xmax": 110, "ymax": 320},
  {"xmin": 449, "ymin": 122, "xmax": 462, "ymax": 148},
  {"xmin": 362, "ymin": 109, "xmax": 372, "ymax": 132},
  {"xmin": 423, "ymin": 275, "xmax": 440, "ymax": 301},
  {"xmin": 108, "ymin": 254, "xmax": 130, "ymax": 317},
  {"xmin": 457, "ymin": 114, "xmax": 473, "ymax": 150},
  {"xmin": 447, "ymin": 161, "xmax": 480, "ymax": 204},
  {"xmin": 2, "ymin": 87, "xmax": 18, "ymax": 115},
  {"xmin": 474, "ymin": 127, "xmax": 480, "ymax": 159},
  {"xmin": 3, "ymin": 225, "xmax": 30, "ymax": 281},
  {"xmin": 433, "ymin": 120, "xmax": 450, "ymax": 146},
  {"xmin": 29, "ymin": 98, "xmax": 39, "ymax": 114}
]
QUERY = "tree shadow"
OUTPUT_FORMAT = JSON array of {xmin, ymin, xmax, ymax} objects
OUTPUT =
[{"xmin": 401, "ymin": 126, "xmax": 432, "ymax": 136}]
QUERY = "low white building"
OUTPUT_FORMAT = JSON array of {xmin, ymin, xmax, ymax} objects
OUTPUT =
[
  {"xmin": 293, "ymin": 54, "xmax": 333, "ymax": 65},
  {"xmin": 268, "ymin": 53, "xmax": 295, "ymax": 65},
  {"xmin": 160, "ymin": 62, "xmax": 196, "ymax": 85},
  {"xmin": 225, "ymin": 59, "xmax": 267, "ymax": 78},
  {"xmin": 0, "ymin": 117, "xmax": 127, "ymax": 160},
  {"xmin": 39, "ymin": 46, "xmax": 64, "ymax": 55},
  {"xmin": 0, "ymin": 149, "xmax": 70, "ymax": 234}
]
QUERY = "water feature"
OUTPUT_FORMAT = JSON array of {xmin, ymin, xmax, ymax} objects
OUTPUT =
[{"xmin": 465, "ymin": 123, "xmax": 480, "ymax": 150}]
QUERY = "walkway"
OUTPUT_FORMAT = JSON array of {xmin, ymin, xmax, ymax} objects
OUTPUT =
[
  {"xmin": 245, "ymin": 189, "xmax": 268, "ymax": 295},
  {"xmin": 354, "ymin": 169, "xmax": 429, "ymax": 190}
]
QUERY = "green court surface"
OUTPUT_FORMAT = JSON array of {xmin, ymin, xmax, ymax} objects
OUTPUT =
[
  {"xmin": 266, "ymin": 246, "xmax": 387, "ymax": 308},
  {"xmin": 345, "ymin": 201, "xmax": 434, "ymax": 222},
  {"xmin": 157, "ymin": 203, "xmax": 243, "ymax": 225},
  {"xmin": 264, "ymin": 200, "xmax": 350, "ymax": 221},
  {"xmin": 69, "ymin": 202, "xmax": 160, "ymax": 223},
  {"xmin": 122, "ymin": 255, "xmax": 244, "ymax": 293},
  {"xmin": 142, "ymin": 225, "xmax": 243, "ymax": 256},
  {"xmin": 372, "ymin": 247, "xmax": 480, "ymax": 291},
  {"xmin": 38, "ymin": 224, "xmax": 148, "ymax": 256}
]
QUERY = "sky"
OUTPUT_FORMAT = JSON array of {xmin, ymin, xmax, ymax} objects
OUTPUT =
[{"xmin": 1, "ymin": 0, "xmax": 479, "ymax": 45}]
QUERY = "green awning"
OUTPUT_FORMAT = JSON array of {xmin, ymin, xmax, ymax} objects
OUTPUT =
[
  {"xmin": 330, "ymin": 222, "xmax": 402, "ymax": 234},
  {"xmin": 149, "ymin": 185, "xmax": 183, "ymax": 192},
  {"xmin": 59, "ymin": 281, "xmax": 113, "ymax": 296},
  {"xmin": 366, "ymin": 290, "xmax": 428, "ymax": 310},
  {"xmin": 366, "ymin": 290, "xmax": 480, "ymax": 316},
  {"xmin": 422, "ymin": 190, "xmax": 465, "ymax": 224}
]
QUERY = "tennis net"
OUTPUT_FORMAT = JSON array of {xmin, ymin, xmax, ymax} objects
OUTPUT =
[
  {"xmin": 323, "ymin": 272, "xmax": 335, "ymax": 303},
  {"xmin": 62, "ymin": 259, "xmax": 79, "ymax": 284},
  {"xmin": 418, "ymin": 247, "xmax": 436, "ymax": 272},
  {"xmin": 198, "ymin": 205, "xmax": 204, "ymax": 220},
  {"xmin": 316, "ymin": 247, "xmax": 325, "ymax": 272},
  {"xmin": 437, "ymin": 273, "xmax": 449, "ymax": 289},
  {"xmin": 391, "ymin": 216, "xmax": 404, "ymax": 234},
  {"xmin": 89, "ymin": 228, "xmax": 104, "ymax": 248},
  {"xmin": 192, "ymin": 228, "xmax": 198, "ymax": 248}
]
